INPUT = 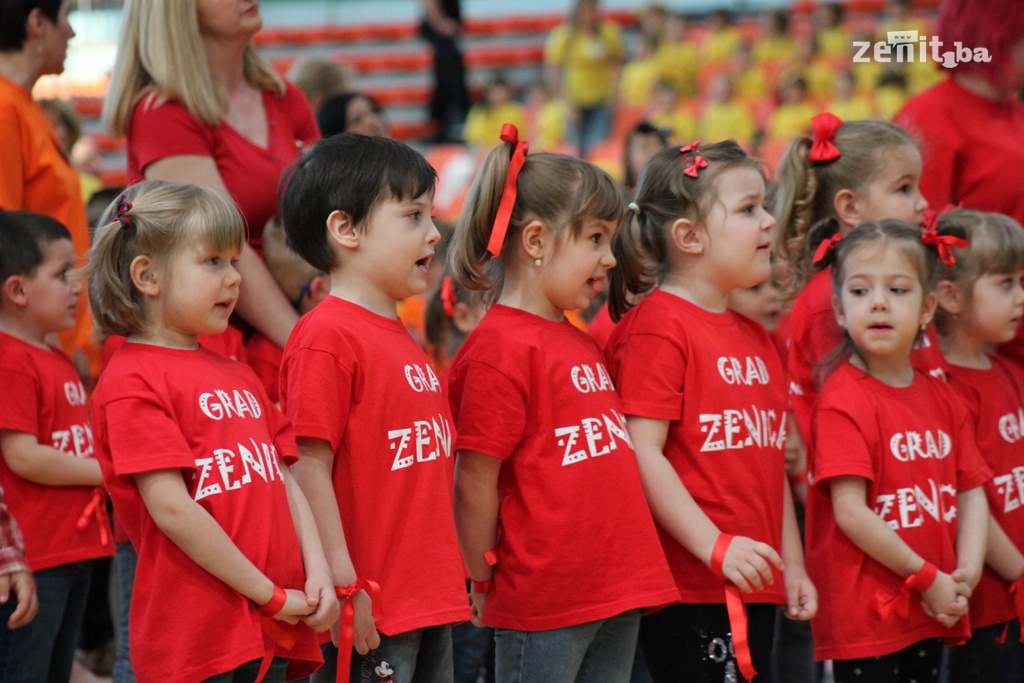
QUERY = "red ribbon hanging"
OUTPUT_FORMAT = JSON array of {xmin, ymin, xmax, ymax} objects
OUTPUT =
[
  {"xmin": 76, "ymin": 487, "xmax": 110, "ymax": 546},
  {"xmin": 873, "ymin": 561, "xmax": 938, "ymax": 621},
  {"xmin": 254, "ymin": 615, "xmax": 298, "ymax": 683},
  {"xmin": 441, "ymin": 277, "xmax": 457, "ymax": 318},
  {"xmin": 808, "ymin": 112, "xmax": 843, "ymax": 162},
  {"xmin": 486, "ymin": 123, "xmax": 529, "ymax": 257},
  {"xmin": 812, "ymin": 233, "xmax": 844, "ymax": 263},
  {"xmin": 709, "ymin": 534, "xmax": 757, "ymax": 682},
  {"xmin": 335, "ymin": 579, "xmax": 383, "ymax": 683}
]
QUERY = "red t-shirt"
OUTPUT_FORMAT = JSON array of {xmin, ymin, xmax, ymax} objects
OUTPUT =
[
  {"xmin": 127, "ymin": 83, "xmax": 319, "ymax": 251},
  {"xmin": 586, "ymin": 303, "xmax": 616, "ymax": 350},
  {"xmin": 92, "ymin": 343, "xmax": 322, "ymax": 682},
  {"xmin": 245, "ymin": 332, "xmax": 283, "ymax": 405},
  {"xmin": 280, "ymin": 296, "xmax": 469, "ymax": 635},
  {"xmin": 606, "ymin": 290, "xmax": 788, "ymax": 605},
  {"xmin": 0, "ymin": 332, "xmax": 113, "ymax": 571},
  {"xmin": 448, "ymin": 305, "xmax": 679, "ymax": 630},
  {"xmin": 806, "ymin": 361, "xmax": 991, "ymax": 661},
  {"xmin": 946, "ymin": 357, "xmax": 1024, "ymax": 629}
]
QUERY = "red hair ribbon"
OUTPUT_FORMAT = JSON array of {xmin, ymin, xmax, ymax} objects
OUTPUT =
[
  {"xmin": 679, "ymin": 140, "xmax": 701, "ymax": 154},
  {"xmin": 335, "ymin": 579, "xmax": 383, "ymax": 683},
  {"xmin": 441, "ymin": 276, "xmax": 457, "ymax": 318},
  {"xmin": 808, "ymin": 112, "xmax": 843, "ymax": 163},
  {"xmin": 812, "ymin": 233, "xmax": 844, "ymax": 263},
  {"xmin": 683, "ymin": 156, "xmax": 708, "ymax": 178},
  {"xmin": 486, "ymin": 123, "xmax": 529, "ymax": 257},
  {"xmin": 709, "ymin": 534, "xmax": 757, "ymax": 681},
  {"xmin": 921, "ymin": 228, "xmax": 969, "ymax": 266},
  {"xmin": 115, "ymin": 195, "xmax": 133, "ymax": 229}
]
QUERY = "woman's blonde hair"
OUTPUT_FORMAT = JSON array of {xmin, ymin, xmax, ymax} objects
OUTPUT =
[
  {"xmin": 448, "ymin": 142, "xmax": 622, "ymax": 302},
  {"xmin": 85, "ymin": 180, "xmax": 245, "ymax": 337},
  {"xmin": 773, "ymin": 119, "xmax": 916, "ymax": 299},
  {"xmin": 103, "ymin": 0, "xmax": 284, "ymax": 137}
]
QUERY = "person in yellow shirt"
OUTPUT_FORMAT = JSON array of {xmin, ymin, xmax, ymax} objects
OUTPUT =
[
  {"xmin": 703, "ymin": 9, "xmax": 743, "ymax": 66},
  {"xmin": 766, "ymin": 77, "xmax": 818, "ymax": 140},
  {"xmin": 656, "ymin": 13, "xmax": 699, "ymax": 99},
  {"xmin": 753, "ymin": 10, "xmax": 796, "ymax": 69},
  {"xmin": 646, "ymin": 79, "xmax": 696, "ymax": 144},
  {"xmin": 777, "ymin": 34, "xmax": 835, "ymax": 101},
  {"xmin": 698, "ymin": 74, "xmax": 756, "ymax": 148},
  {"xmin": 732, "ymin": 42, "xmax": 771, "ymax": 104},
  {"xmin": 636, "ymin": 2, "xmax": 668, "ymax": 46},
  {"xmin": 526, "ymin": 80, "xmax": 569, "ymax": 151},
  {"xmin": 826, "ymin": 69, "xmax": 875, "ymax": 121},
  {"xmin": 814, "ymin": 3, "xmax": 850, "ymax": 61},
  {"xmin": 619, "ymin": 36, "xmax": 661, "ymax": 107},
  {"xmin": 463, "ymin": 75, "xmax": 526, "ymax": 148},
  {"xmin": 544, "ymin": 0, "xmax": 623, "ymax": 155},
  {"xmin": 875, "ymin": 68, "xmax": 909, "ymax": 120}
]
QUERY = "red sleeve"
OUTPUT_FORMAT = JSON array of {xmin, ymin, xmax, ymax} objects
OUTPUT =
[
  {"xmin": 811, "ymin": 408, "xmax": 876, "ymax": 485},
  {"xmin": 130, "ymin": 100, "xmax": 214, "ymax": 173},
  {"xmin": 0, "ymin": 368, "xmax": 39, "ymax": 436},
  {"xmin": 452, "ymin": 361, "xmax": 526, "ymax": 460},
  {"xmin": 280, "ymin": 348, "xmax": 353, "ymax": 451},
  {"xmin": 266, "ymin": 403, "xmax": 298, "ymax": 467},
  {"xmin": 613, "ymin": 334, "xmax": 686, "ymax": 421},
  {"xmin": 896, "ymin": 97, "xmax": 958, "ymax": 210},
  {"xmin": 103, "ymin": 396, "xmax": 197, "ymax": 480},
  {"xmin": 283, "ymin": 82, "xmax": 320, "ymax": 146},
  {"xmin": 951, "ymin": 397, "xmax": 992, "ymax": 491}
]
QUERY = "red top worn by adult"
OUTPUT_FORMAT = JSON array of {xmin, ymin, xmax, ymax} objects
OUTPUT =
[
  {"xmin": 0, "ymin": 332, "xmax": 114, "ymax": 571},
  {"xmin": 606, "ymin": 289, "xmax": 788, "ymax": 605},
  {"xmin": 126, "ymin": 83, "xmax": 319, "ymax": 252},
  {"xmin": 807, "ymin": 361, "xmax": 991, "ymax": 661},
  {"xmin": 945, "ymin": 357, "xmax": 1024, "ymax": 630},
  {"xmin": 92, "ymin": 343, "xmax": 322, "ymax": 683},
  {"xmin": 280, "ymin": 297, "xmax": 469, "ymax": 635},
  {"xmin": 897, "ymin": 78, "xmax": 1024, "ymax": 227},
  {"xmin": 448, "ymin": 305, "xmax": 679, "ymax": 631}
]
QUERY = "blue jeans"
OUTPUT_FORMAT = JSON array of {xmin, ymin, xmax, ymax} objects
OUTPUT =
[
  {"xmin": 0, "ymin": 559, "xmax": 93, "ymax": 683},
  {"xmin": 202, "ymin": 657, "xmax": 288, "ymax": 683},
  {"xmin": 571, "ymin": 104, "xmax": 612, "ymax": 158},
  {"xmin": 113, "ymin": 541, "xmax": 138, "ymax": 683},
  {"xmin": 495, "ymin": 609, "xmax": 641, "ymax": 683},
  {"xmin": 312, "ymin": 625, "xmax": 454, "ymax": 683},
  {"xmin": 452, "ymin": 620, "xmax": 493, "ymax": 683}
]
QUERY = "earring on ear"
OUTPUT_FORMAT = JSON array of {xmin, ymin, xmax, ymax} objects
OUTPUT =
[
  {"xmin": 696, "ymin": 245, "xmax": 703, "ymax": 255},
  {"xmin": 920, "ymin": 322, "xmax": 928, "ymax": 333},
  {"xmin": 534, "ymin": 258, "xmax": 542, "ymax": 267}
]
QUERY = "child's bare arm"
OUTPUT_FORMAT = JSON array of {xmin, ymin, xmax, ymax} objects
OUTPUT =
[
  {"xmin": 781, "ymin": 481, "xmax": 817, "ymax": 620},
  {"xmin": 0, "ymin": 432, "xmax": 102, "ymax": 487},
  {"xmin": 953, "ymin": 486, "xmax": 988, "ymax": 589},
  {"xmin": 628, "ymin": 415, "xmax": 782, "ymax": 593},
  {"xmin": 985, "ymin": 514, "xmax": 1024, "ymax": 582},
  {"xmin": 292, "ymin": 437, "xmax": 378, "ymax": 653},
  {"xmin": 135, "ymin": 468, "xmax": 313, "ymax": 622},
  {"xmin": 453, "ymin": 450, "xmax": 501, "ymax": 626},
  {"xmin": 831, "ymin": 475, "xmax": 966, "ymax": 625},
  {"xmin": 281, "ymin": 466, "xmax": 339, "ymax": 632}
]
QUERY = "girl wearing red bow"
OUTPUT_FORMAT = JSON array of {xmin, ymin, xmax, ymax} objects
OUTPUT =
[
  {"xmin": 931, "ymin": 209, "xmax": 1024, "ymax": 683},
  {"xmin": 804, "ymin": 219, "xmax": 989, "ymax": 683},
  {"xmin": 447, "ymin": 124, "xmax": 678, "ymax": 683},
  {"xmin": 774, "ymin": 113, "xmax": 935, "ymax": 465},
  {"xmin": 605, "ymin": 140, "xmax": 816, "ymax": 683}
]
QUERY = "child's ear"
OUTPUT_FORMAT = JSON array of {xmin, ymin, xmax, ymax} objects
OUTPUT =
[
  {"xmin": 326, "ymin": 210, "xmax": 360, "ymax": 252},
  {"xmin": 935, "ymin": 280, "xmax": 962, "ymax": 316},
  {"xmin": 833, "ymin": 189, "xmax": 861, "ymax": 228},
  {"xmin": 308, "ymin": 274, "xmax": 331, "ymax": 306},
  {"xmin": 2, "ymin": 275, "xmax": 28, "ymax": 308},
  {"xmin": 520, "ymin": 220, "xmax": 547, "ymax": 262},
  {"xmin": 452, "ymin": 301, "xmax": 481, "ymax": 335},
  {"xmin": 669, "ymin": 217, "xmax": 702, "ymax": 256},
  {"xmin": 831, "ymin": 294, "xmax": 846, "ymax": 328},
  {"xmin": 129, "ymin": 255, "xmax": 161, "ymax": 297},
  {"xmin": 920, "ymin": 290, "xmax": 939, "ymax": 327}
]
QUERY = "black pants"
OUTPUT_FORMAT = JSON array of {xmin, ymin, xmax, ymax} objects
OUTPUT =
[
  {"xmin": 947, "ymin": 620, "xmax": 1023, "ymax": 683},
  {"xmin": 832, "ymin": 638, "xmax": 943, "ymax": 683},
  {"xmin": 419, "ymin": 21, "xmax": 469, "ymax": 139},
  {"xmin": 639, "ymin": 602, "xmax": 776, "ymax": 683}
]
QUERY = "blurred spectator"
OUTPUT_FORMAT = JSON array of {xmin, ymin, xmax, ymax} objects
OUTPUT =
[
  {"xmin": 698, "ymin": 74, "xmax": 755, "ymax": 149},
  {"xmin": 525, "ymin": 80, "xmax": 569, "ymax": 151},
  {"xmin": 875, "ymin": 68, "xmax": 909, "ymax": 119},
  {"xmin": 622, "ymin": 121, "xmax": 667, "ymax": 192},
  {"xmin": 463, "ymin": 75, "xmax": 525, "ymax": 148},
  {"xmin": 544, "ymin": 0, "xmax": 623, "ymax": 156},
  {"xmin": 647, "ymin": 79, "xmax": 696, "ymax": 144},
  {"xmin": 655, "ymin": 12, "xmax": 698, "ymax": 99},
  {"xmin": 619, "ymin": 36, "xmax": 661, "ymax": 107},
  {"xmin": 40, "ymin": 97, "xmax": 101, "ymax": 202},
  {"xmin": 753, "ymin": 10, "xmax": 796, "ymax": 69},
  {"xmin": 826, "ymin": 69, "xmax": 874, "ymax": 121},
  {"xmin": 636, "ymin": 3, "xmax": 667, "ymax": 47},
  {"xmin": 813, "ymin": 2, "xmax": 849, "ymax": 61},
  {"xmin": 420, "ymin": 0, "xmax": 470, "ymax": 142},
  {"xmin": 780, "ymin": 34, "xmax": 834, "ymax": 100},
  {"xmin": 732, "ymin": 42, "xmax": 771, "ymax": 103},
  {"xmin": 703, "ymin": 9, "xmax": 743, "ymax": 65},
  {"xmin": 287, "ymin": 55, "xmax": 352, "ymax": 114},
  {"xmin": 766, "ymin": 77, "xmax": 817, "ymax": 140},
  {"xmin": 317, "ymin": 91, "xmax": 389, "ymax": 138}
]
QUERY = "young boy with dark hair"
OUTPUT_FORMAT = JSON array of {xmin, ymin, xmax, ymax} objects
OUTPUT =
[
  {"xmin": 0, "ymin": 211, "xmax": 113, "ymax": 681},
  {"xmin": 279, "ymin": 133, "xmax": 470, "ymax": 683}
]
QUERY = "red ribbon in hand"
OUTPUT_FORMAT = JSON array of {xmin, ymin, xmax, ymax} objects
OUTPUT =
[
  {"xmin": 812, "ymin": 233, "xmax": 844, "ymax": 263},
  {"xmin": 76, "ymin": 487, "xmax": 110, "ymax": 546},
  {"xmin": 335, "ymin": 579, "xmax": 383, "ymax": 683},
  {"xmin": 486, "ymin": 123, "xmax": 529, "ymax": 257},
  {"xmin": 808, "ymin": 112, "xmax": 843, "ymax": 162},
  {"xmin": 709, "ymin": 534, "xmax": 757, "ymax": 682}
]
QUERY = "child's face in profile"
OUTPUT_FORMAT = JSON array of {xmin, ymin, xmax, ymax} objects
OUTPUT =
[
  {"xmin": 728, "ymin": 275, "xmax": 782, "ymax": 333},
  {"xmin": 357, "ymin": 191, "xmax": 441, "ymax": 304},
  {"xmin": 17, "ymin": 238, "xmax": 81, "ymax": 335}
]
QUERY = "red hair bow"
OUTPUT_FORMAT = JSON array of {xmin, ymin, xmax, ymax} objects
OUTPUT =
[
  {"xmin": 441, "ymin": 277, "xmax": 457, "ymax": 318},
  {"xmin": 115, "ymin": 195, "xmax": 133, "ymax": 229},
  {"xmin": 808, "ymin": 112, "xmax": 843, "ymax": 163},
  {"xmin": 684, "ymin": 156, "xmax": 708, "ymax": 178},
  {"xmin": 486, "ymin": 123, "xmax": 529, "ymax": 257},
  {"xmin": 921, "ymin": 228, "xmax": 970, "ymax": 266},
  {"xmin": 679, "ymin": 140, "xmax": 701, "ymax": 154},
  {"xmin": 813, "ymin": 233, "xmax": 844, "ymax": 263}
]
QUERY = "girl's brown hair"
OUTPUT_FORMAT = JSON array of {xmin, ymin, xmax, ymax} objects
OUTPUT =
[
  {"xmin": 774, "ymin": 119, "xmax": 917, "ymax": 299},
  {"xmin": 85, "ymin": 180, "xmax": 245, "ymax": 337},
  {"xmin": 933, "ymin": 209, "xmax": 1024, "ymax": 334},
  {"xmin": 608, "ymin": 139, "xmax": 765, "ymax": 321},
  {"xmin": 449, "ymin": 142, "xmax": 622, "ymax": 301}
]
